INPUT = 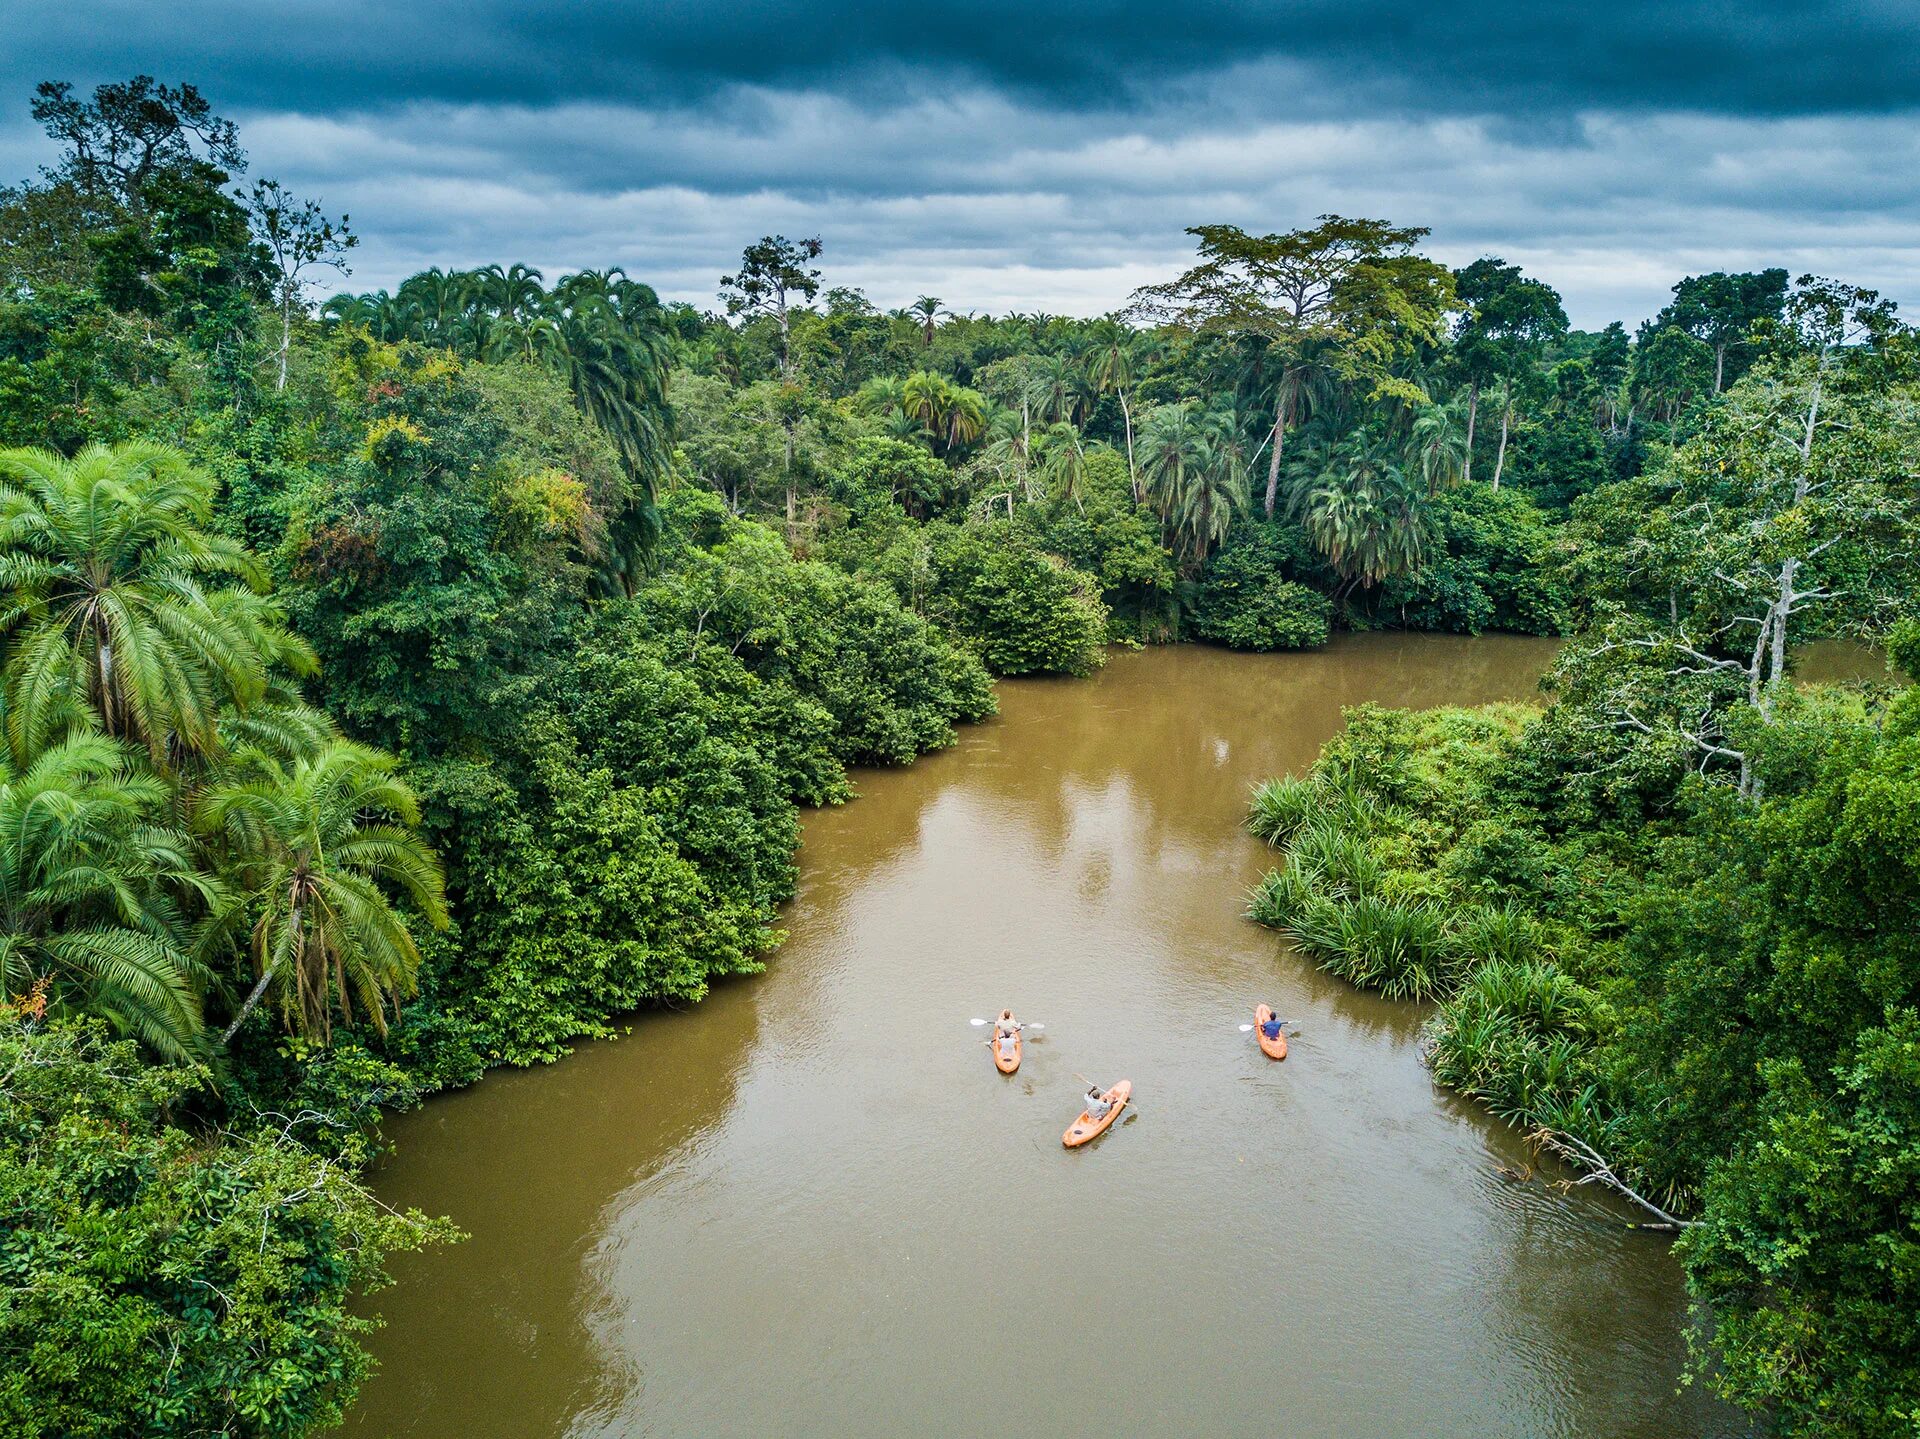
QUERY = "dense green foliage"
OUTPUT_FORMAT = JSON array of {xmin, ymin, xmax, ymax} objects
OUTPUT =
[
  {"xmin": 4, "ymin": 71, "xmax": 1914, "ymax": 1437},
  {"xmin": 1247, "ymin": 310, "xmax": 1920, "ymax": 1433},
  {"xmin": 0, "ymin": 1017, "xmax": 452, "ymax": 1439}
]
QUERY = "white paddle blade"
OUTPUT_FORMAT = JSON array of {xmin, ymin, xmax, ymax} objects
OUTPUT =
[
  {"xmin": 1027, "ymin": 1022, "xmax": 1044, "ymax": 1031},
  {"xmin": 1239, "ymin": 1023, "xmax": 1255, "ymax": 1031},
  {"xmin": 970, "ymin": 1018, "xmax": 990, "ymax": 1026}
]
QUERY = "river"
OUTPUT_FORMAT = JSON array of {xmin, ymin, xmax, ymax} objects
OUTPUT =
[{"xmin": 346, "ymin": 636, "xmax": 1748, "ymax": 1439}]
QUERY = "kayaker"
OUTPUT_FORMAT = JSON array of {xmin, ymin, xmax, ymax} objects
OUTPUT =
[
  {"xmin": 1082, "ymin": 1085, "xmax": 1112, "ymax": 1122},
  {"xmin": 993, "ymin": 1009, "xmax": 1021, "ymax": 1038},
  {"xmin": 996, "ymin": 1029, "xmax": 1019, "ymax": 1061},
  {"xmin": 1259, "ymin": 1010, "xmax": 1286, "ymax": 1042}
]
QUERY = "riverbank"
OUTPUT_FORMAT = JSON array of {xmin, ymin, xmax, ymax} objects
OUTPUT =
[{"xmin": 346, "ymin": 639, "xmax": 1739, "ymax": 1439}]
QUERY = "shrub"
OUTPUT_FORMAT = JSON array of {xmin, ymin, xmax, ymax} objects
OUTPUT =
[
  {"xmin": 1247, "ymin": 775, "xmax": 1320, "ymax": 845},
  {"xmin": 1189, "ymin": 528, "xmax": 1332, "ymax": 650},
  {"xmin": 0, "ymin": 1020, "xmax": 453, "ymax": 1439}
]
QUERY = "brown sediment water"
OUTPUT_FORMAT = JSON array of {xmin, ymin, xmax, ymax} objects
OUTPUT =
[{"xmin": 346, "ymin": 636, "xmax": 1748, "ymax": 1439}]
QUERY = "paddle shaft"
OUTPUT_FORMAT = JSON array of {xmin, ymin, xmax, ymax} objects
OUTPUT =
[{"xmin": 1072, "ymin": 1072, "xmax": 1135, "ymax": 1114}]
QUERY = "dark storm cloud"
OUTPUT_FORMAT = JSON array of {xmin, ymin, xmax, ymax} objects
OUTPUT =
[
  {"xmin": 4, "ymin": 2, "xmax": 1917, "ymax": 327},
  {"xmin": 10, "ymin": 0, "xmax": 1920, "ymax": 117}
]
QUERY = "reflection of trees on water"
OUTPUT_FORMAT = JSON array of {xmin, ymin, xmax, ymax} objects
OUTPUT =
[
  {"xmin": 984, "ymin": 638, "xmax": 1556, "ymax": 859},
  {"xmin": 795, "ymin": 639, "xmax": 1558, "ymax": 919},
  {"xmin": 779, "ymin": 642, "xmax": 1557, "ymax": 1050}
]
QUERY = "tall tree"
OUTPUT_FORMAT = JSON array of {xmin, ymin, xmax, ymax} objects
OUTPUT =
[
  {"xmin": 1405, "ymin": 398, "xmax": 1469, "ymax": 496},
  {"xmin": 1131, "ymin": 216, "xmax": 1454, "ymax": 517},
  {"xmin": 30, "ymin": 76, "xmax": 244, "ymax": 216},
  {"xmin": 1630, "ymin": 324, "xmax": 1714, "ymax": 425},
  {"xmin": 720, "ymin": 234, "xmax": 823, "ymax": 378},
  {"xmin": 246, "ymin": 179, "xmax": 355, "ymax": 391},
  {"xmin": 1588, "ymin": 321, "xmax": 1631, "ymax": 429},
  {"xmin": 910, "ymin": 295, "xmax": 942, "ymax": 347},
  {"xmin": 1655, "ymin": 269, "xmax": 1790, "ymax": 392},
  {"xmin": 1452, "ymin": 258, "xmax": 1568, "ymax": 487},
  {"xmin": 1086, "ymin": 321, "xmax": 1153, "ymax": 502}
]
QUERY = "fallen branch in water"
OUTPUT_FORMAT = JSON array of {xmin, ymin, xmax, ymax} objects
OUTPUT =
[{"xmin": 1527, "ymin": 1127, "xmax": 1696, "ymax": 1230}]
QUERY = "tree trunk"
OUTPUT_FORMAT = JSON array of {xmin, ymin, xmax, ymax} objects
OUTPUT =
[
  {"xmin": 221, "ymin": 966, "xmax": 276, "ymax": 1045},
  {"xmin": 1492, "ymin": 391, "xmax": 1513, "ymax": 490},
  {"xmin": 1262, "ymin": 388, "xmax": 1287, "ymax": 518},
  {"xmin": 1121, "ymin": 392, "xmax": 1139, "ymax": 505},
  {"xmin": 783, "ymin": 422, "xmax": 797, "ymax": 545},
  {"xmin": 1713, "ymin": 343, "xmax": 1726, "ymax": 393},
  {"xmin": 1799, "ymin": 368, "xmax": 1823, "ymax": 474},
  {"xmin": 1462, "ymin": 383, "xmax": 1479, "ymax": 485},
  {"xmin": 1765, "ymin": 558, "xmax": 1797, "ymax": 715},
  {"xmin": 277, "ymin": 289, "xmax": 293, "ymax": 391}
]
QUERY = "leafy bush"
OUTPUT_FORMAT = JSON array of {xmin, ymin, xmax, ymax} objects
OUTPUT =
[
  {"xmin": 1189, "ymin": 523, "xmax": 1332, "ymax": 650},
  {"xmin": 0, "ymin": 1020, "xmax": 452, "ymax": 1439},
  {"xmin": 1376, "ymin": 486, "xmax": 1568, "ymax": 635},
  {"xmin": 922, "ymin": 520, "xmax": 1109, "ymax": 676}
]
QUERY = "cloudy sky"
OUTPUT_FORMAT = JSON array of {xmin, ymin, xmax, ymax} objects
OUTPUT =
[{"xmin": 6, "ymin": 2, "xmax": 1917, "ymax": 328}]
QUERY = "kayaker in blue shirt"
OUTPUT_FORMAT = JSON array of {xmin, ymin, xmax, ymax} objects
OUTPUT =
[{"xmin": 1259, "ymin": 1011, "xmax": 1286, "ymax": 1042}]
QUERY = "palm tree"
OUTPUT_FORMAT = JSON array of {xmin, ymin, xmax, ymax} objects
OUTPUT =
[
  {"xmin": 1087, "ymin": 322, "xmax": 1153, "ymax": 502},
  {"xmin": 1139, "ymin": 403, "xmax": 1247, "ymax": 569},
  {"xmin": 0, "ymin": 443, "xmax": 317, "ymax": 764},
  {"xmin": 396, "ymin": 266, "xmax": 468, "ymax": 345},
  {"xmin": 1034, "ymin": 423, "xmax": 1095, "ymax": 509},
  {"xmin": 1290, "ymin": 430, "xmax": 1432, "ymax": 595},
  {"xmin": 856, "ymin": 375, "xmax": 908, "ymax": 416},
  {"xmin": 942, "ymin": 385, "xmax": 986, "ymax": 452},
  {"xmin": 1241, "ymin": 336, "xmax": 1340, "ymax": 517},
  {"xmin": 1029, "ymin": 354, "xmax": 1081, "ymax": 425},
  {"xmin": 910, "ymin": 296, "xmax": 943, "ymax": 347},
  {"xmin": 469, "ymin": 261, "xmax": 546, "ymax": 329},
  {"xmin": 880, "ymin": 408, "xmax": 924, "ymax": 445},
  {"xmin": 0, "ymin": 732, "xmax": 210, "ymax": 1060},
  {"xmin": 976, "ymin": 406, "xmax": 1036, "ymax": 501},
  {"xmin": 320, "ymin": 291, "xmax": 378, "ymax": 330},
  {"xmin": 900, "ymin": 370, "xmax": 948, "ymax": 431},
  {"xmin": 200, "ymin": 741, "xmax": 448, "ymax": 1045},
  {"xmin": 1405, "ymin": 399, "xmax": 1469, "ymax": 496}
]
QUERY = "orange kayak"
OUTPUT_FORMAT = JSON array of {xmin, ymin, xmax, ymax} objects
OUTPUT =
[
  {"xmin": 1063, "ymin": 1080, "xmax": 1131, "ymax": 1147},
  {"xmin": 992, "ymin": 1027, "xmax": 1022, "ymax": 1074},
  {"xmin": 1255, "ymin": 1005, "xmax": 1289, "ymax": 1061}
]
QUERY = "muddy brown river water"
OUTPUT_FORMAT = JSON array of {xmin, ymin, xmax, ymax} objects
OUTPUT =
[{"xmin": 346, "ymin": 636, "xmax": 1751, "ymax": 1439}]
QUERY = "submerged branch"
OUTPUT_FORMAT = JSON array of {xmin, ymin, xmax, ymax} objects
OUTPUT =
[{"xmin": 1528, "ymin": 1127, "xmax": 1696, "ymax": 1230}]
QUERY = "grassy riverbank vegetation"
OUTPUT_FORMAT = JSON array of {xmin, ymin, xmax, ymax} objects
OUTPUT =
[
  {"xmin": 1249, "ymin": 305, "xmax": 1920, "ymax": 1433},
  {"xmin": 1, "ymin": 74, "xmax": 1912, "ymax": 1435}
]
